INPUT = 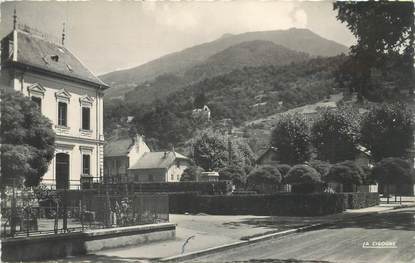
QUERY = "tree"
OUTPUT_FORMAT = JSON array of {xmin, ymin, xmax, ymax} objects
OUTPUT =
[
  {"xmin": 193, "ymin": 132, "xmax": 228, "ymax": 171},
  {"xmin": 180, "ymin": 166, "xmax": 205, "ymax": 182},
  {"xmin": 285, "ymin": 164, "xmax": 322, "ymax": 193},
  {"xmin": 326, "ymin": 161, "xmax": 363, "ymax": 192},
  {"xmin": 218, "ymin": 165, "xmax": 247, "ymax": 189},
  {"xmin": 1, "ymin": 88, "xmax": 55, "ymax": 188},
  {"xmin": 247, "ymin": 166, "xmax": 281, "ymax": 194},
  {"xmin": 372, "ymin": 157, "xmax": 413, "ymax": 203},
  {"xmin": 271, "ymin": 113, "xmax": 311, "ymax": 165},
  {"xmin": 334, "ymin": 1, "xmax": 414, "ymax": 99},
  {"xmin": 311, "ymin": 107, "xmax": 361, "ymax": 163},
  {"xmin": 192, "ymin": 131, "xmax": 256, "ymax": 172},
  {"xmin": 361, "ymin": 103, "xmax": 413, "ymax": 162}
]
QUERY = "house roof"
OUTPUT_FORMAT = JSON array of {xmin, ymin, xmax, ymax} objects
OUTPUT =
[
  {"xmin": 5, "ymin": 30, "xmax": 109, "ymax": 89},
  {"xmin": 129, "ymin": 151, "xmax": 189, "ymax": 170},
  {"xmin": 256, "ymin": 147, "xmax": 278, "ymax": 163},
  {"xmin": 104, "ymin": 138, "xmax": 134, "ymax": 157}
]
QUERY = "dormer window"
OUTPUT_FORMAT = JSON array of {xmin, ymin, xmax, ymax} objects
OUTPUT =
[{"xmin": 51, "ymin": 55, "xmax": 59, "ymax": 62}]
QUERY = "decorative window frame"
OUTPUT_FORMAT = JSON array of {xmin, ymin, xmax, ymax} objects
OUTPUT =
[
  {"xmin": 79, "ymin": 95, "xmax": 94, "ymax": 134},
  {"xmin": 80, "ymin": 146, "xmax": 93, "ymax": 177},
  {"xmin": 79, "ymin": 94, "xmax": 94, "ymax": 107},
  {"xmin": 55, "ymin": 89, "xmax": 71, "ymax": 129},
  {"xmin": 27, "ymin": 83, "xmax": 46, "ymax": 98},
  {"xmin": 55, "ymin": 89, "xmax": 71, "ymax": 103}
]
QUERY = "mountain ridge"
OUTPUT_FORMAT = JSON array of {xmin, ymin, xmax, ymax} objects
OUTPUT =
[{"xmin": 100, "ymin": 28, "xmax": 348, "ymax": 99}]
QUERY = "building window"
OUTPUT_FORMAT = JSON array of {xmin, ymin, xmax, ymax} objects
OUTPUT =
[
  {"xmin": 82, "ymin": 154, "xmax": 90, "ymax": 175},
  {"xmin": 81, "ymin": 107, "xmax": 90, "ymax": 130},
  {"xmin": 171, "ymin": 174, "xmax": 174, "ymax": 181},
  {"xmin": 58, "ymin": 102, "xmax": 67, "ymax": 126},
  {"xmin": 31, "ymin": 96, "xmax": 41, "ymax": 111},
  {"xmin": 148, "ymin": 175, "xmax": 154, "ymax": 182}
]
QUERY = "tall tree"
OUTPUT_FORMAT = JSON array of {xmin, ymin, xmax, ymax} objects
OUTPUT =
[
  {"xmin": 193, "ymin": 132, "xmax": 229, "ymax": 171},
  {"xmin": 361, "ymin": 103, "xmax": 413, "ymax": 162},
  {"xmin": 311, "ymin": 106, "xmax": 361, "ymax": 163},
  {"xmin": 271, "ymin": 113, "xmax": 311, "ymax": 165},
  {"xmin": 1, "ymin": 88, "xmax": 55, "ymax": 188},
  {"xmin": 334, "ymin": 1, "xmax": 414, "ymax": 100}
]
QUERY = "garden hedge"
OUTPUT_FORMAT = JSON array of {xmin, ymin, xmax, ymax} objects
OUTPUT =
[{"xmin": 168, "ymin": 192, "xmax": 380, "ymax": 216}]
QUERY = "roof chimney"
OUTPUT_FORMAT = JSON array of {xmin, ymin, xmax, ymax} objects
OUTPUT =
[
  {"xmin": 13, "ymin": 8, "xmax": 17, "ymax": 30},
  {"xmin": 61, "ymin": 22, "xmax": 65, "ymax": 46}
]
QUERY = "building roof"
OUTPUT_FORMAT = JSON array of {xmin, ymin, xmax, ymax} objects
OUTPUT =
[
  {"xmin": 5, "ymin": 30, "xmax": 109, "ymax": 89},
  {"xmin": 104, "ymin": 138, "xmax": 134, "ymax": 157},
  {"xmin": 129, "ymin": 151, "xmax": 189, "ymax": 170},
  {"xmin": 256, "ymin": 147, "xmax": 279, "ymax": 163}
]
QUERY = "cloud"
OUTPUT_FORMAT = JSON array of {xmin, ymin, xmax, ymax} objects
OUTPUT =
[{"xmin": 141, "ymin": 1, "xmax": 307, "ymax": 34}]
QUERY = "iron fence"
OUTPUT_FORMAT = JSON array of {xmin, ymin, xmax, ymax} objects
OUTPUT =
[{"xmin": 1, "ymin": 186, "xmax": 169, "ymax": 238}]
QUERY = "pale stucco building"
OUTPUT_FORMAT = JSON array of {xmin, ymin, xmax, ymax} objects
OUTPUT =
[
  {"xmin": 1, "ymin": 25, "xmax": 109, "ymax": 189},
  {"xmin": 104, "ymin": 135, "xmax": 191, "ymax": 183}
]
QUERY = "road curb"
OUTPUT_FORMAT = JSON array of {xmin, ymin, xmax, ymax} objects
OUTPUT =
[{"xmin": 159, "ymin": 205, "xmax": 410, "ymax": 263}]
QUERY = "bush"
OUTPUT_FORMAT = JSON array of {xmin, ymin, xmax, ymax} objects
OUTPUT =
[
  {"xmin": 285, "ymin": 164, "xmax": 323, "ymax": 193},
  {"xmin": 218, "ymin": 165, "xmax": 247, "ymax": 188},
  {"xmin": 343, "ymin": 192, "xmax": 379, "ymax": 209},
  {"xmin": 180, "ymin": 166, "xmax": 205, "ymax": 182},
  {"xmin": 192, "ymin": 193, "xmax": 346, "ymax": 216},
  {"xmin": 308, "ymin": 160, "xmax": 331, "ymax": 178},
  {"xmin": 326, "ymin": 160, "xmax": 363, "ymax": 191},
  {"xmin": 247, "ymin": 166, "xmax": 282, "ymax": 194},
  {"xmin": 372, "ymin": 157, "xmax": 413, "ymax": 199}
]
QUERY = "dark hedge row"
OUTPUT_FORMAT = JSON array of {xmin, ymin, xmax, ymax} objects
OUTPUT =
[
  {"xmin": 343, "ymin": 192, "xmax": 379, "ymax": 209},
  {"xmin": 92, "ymin": 181, "xmax": 232, "ymax": 195},
  {"xmin": 169, "ymin": 192, "xmax": 379, "ymax": 216}
]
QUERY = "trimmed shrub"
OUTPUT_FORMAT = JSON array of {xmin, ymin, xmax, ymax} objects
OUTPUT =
[
  {"xmin": 286, "ymin": 164, "xmax": 322, "ymax": 193},
  {"xmin": 326, "ymin": 160, "xmax": 363, "ymax": 192},
  {"xmin": 218, "ymin": 165, "xmax": 247, "ymax": 188},
  {"xmin": 247, "ymin": 166, "xmax": 282, "ymax": 193}
]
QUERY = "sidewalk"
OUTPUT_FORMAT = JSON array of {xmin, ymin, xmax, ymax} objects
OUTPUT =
[{"xmin": 91, "ymin": 203, "xmax": 407, "ymax": 262}]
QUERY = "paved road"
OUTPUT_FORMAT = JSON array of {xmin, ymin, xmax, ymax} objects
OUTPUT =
[{"xmin": 191, "ymin": 208, "xmax": 415, "ymax": 263}]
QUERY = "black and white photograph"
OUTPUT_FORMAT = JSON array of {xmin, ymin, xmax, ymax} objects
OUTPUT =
[{"xmin": 0, "ymin": 1, "xmax": 414, "ymax": 262}]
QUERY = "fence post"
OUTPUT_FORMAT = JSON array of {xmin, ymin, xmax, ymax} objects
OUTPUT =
[
  {"xmin": 63, "ymin": 189, "xmax": 67, "ymax": 233},
  {"xmin": 10, "ymin": 178, "xmax": 16, "ymax": 237}
]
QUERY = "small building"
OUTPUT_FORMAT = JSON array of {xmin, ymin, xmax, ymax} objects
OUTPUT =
[
  {"xmin": 104, "ymin": 135, "xmax": 150, "ymax": 183},
  {"xmin": 192, "ymin": 105, "xmax": 211, "ymax": 121},
  {"xmin": 199, "ymin": 171, "xmax": 219, "ymax": 182},
  {"xmin": 256, "ymin": 147, "xmax": 280, "ymax": 166},
  {"xmin": 129, "ymin": 151, "xmax": 191, "ymax": 182}
]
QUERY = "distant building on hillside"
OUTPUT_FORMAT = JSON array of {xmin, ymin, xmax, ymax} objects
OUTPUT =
[
  {"xmin": 192, "ymin": 105, "xmax": 211, "ymax": 121},
  {"xmin": 104, "ymin": 135, "xmax": 191, "ymax": 183}
]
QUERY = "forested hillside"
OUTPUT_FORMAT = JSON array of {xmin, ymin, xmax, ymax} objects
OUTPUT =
[
  {"xmin": 123, "ymin": 40, "xmax": 309, "ymax": 106},
  {"xmin": 104, "ymin": 55, "xmax": 346, "ymax": 150}
]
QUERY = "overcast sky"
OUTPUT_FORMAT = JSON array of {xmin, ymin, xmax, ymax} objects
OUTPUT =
[{"xmin": 0, "ymin": 1, "xmax": 355, "ymax": 75}]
